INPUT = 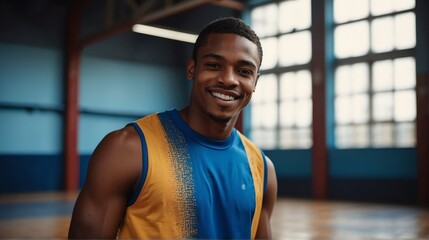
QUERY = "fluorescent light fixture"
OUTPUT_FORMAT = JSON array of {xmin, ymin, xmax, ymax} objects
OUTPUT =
[{"xmin": 132, "ymin": 24, "xmax": 198, "ymax": 43}]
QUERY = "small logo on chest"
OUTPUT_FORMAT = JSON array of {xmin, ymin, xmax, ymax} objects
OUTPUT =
[{"xmin": 241, "ymin": 183, "xmax": 246, "ymax": 190}]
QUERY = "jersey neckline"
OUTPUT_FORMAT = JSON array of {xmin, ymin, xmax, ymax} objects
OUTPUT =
[{"xmin": 164, "ymin": 109, "xmax": 237, "ymax": 150}]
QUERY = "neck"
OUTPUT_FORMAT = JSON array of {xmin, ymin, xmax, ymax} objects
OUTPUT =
[{"xmin": 179, "ymin": 107, "xmax": 237, "ymax": 140}]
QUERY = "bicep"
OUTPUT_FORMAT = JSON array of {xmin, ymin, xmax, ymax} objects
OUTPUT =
[
  {"xmin": 69, "ymin": 186, "xmax": 126, "ymax": 238},
  {"xmin": 256, "ymin": 157, "xmax": 277, "ymax": 239},
  {"xmin": 69, "ymin": 127, "xmax": 141, "ymax": 239}
]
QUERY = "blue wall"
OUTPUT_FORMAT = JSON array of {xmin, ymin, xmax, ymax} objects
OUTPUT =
[
  {"xmin": 0, "ymin": 42, "xmax": 190, "ymax": 194},
  {"xmin": 78, "ymin": 55, "xmax": 189, "ymax": 154},
  {"xmin": 264, "ymin": 147, "xmax": 417, "ymax": 203},
  {"xmin": 0, "ymin": 43, "xmax": 64, "ymax": 155}
]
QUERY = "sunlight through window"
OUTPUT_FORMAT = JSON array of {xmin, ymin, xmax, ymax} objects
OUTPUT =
[
  {"xmin": 279, "ymin": 0, "xmax": 311, "ymax": 32},
  {"xmin": 334, "ymin": 21, "xmax": 369, "ymax": 58},
  {"xmin": 334, "ymin": 0, "xmax": 369, "ymax": 23},
  {"xmin": 251, "ymin": 0, "xmax": 312, "ymax": 149},
  {"xmin": 279, "ymin": 31, "xmax": 312, "ymax": 66}
]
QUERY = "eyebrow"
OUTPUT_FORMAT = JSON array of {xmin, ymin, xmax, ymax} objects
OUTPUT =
[{"xmin": 202, "ymin": 53, "xmax": 257, "ymax": 69}]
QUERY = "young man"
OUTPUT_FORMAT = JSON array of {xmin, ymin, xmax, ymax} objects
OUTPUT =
[{"xmin": 68, "ymin": 17, "xmax": 277, "ymax": 239}]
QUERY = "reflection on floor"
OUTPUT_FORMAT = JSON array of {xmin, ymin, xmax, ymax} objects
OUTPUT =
[
  {"xmin": 271, "ymin": 198, "xmax": 429, "ymax": 240},
  {"xmin": 0, "ymin": 192, "xmax": 428, "ymax": 239}
]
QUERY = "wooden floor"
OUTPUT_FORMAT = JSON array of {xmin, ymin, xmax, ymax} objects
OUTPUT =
[{"xmin": 0, "ymin": 192, "xmax": 428, "ymax": 239}]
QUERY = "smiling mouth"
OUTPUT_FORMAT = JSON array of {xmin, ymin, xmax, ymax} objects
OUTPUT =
[{"xmin": 211, "ymin": 92, "xmax": 236, "ymax": 101}]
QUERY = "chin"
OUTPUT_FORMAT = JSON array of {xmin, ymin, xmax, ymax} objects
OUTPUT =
[{"xmin": 207, "ymin": 110, "xmax": 236, "ymax": 123}]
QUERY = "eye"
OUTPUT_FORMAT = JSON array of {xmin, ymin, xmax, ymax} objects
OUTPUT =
[
  {"xmin": 237, "ymin": 68, "xmax": 254, "ymax": 77},
  {"xmin": 205, "ymin": 62, "xmax": 221, "ymax": 70}
]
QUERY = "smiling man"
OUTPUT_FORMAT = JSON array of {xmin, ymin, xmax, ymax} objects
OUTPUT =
[{"xmin": 68, "ymin": 17, "xmax": 277, "ymax": 239}]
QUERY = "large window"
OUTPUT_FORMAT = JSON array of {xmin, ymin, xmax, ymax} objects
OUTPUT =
[
  {"xmin": 333, "ymin": 0, "xmax": 416, "ymax": 148},
  {"xmin": 250, "ymin": 0, "xmax": 312, "ymax": 149},
  {"xmin": 249, "ymin": 0, "xmax": 417, "ymax": 150}
]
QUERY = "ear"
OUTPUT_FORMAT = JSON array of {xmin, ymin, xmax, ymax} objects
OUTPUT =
[{"xmin": 187, "ymin": 58, "xmax": 195, "ymax": 80}]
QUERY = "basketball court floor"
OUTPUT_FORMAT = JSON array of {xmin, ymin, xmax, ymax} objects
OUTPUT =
[{"xmin": 0, "ymin": 191, "xmax": 428, "ymax": 239}]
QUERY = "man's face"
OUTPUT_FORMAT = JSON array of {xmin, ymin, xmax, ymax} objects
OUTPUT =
[{"xmin": 187, "ymin": 33, "xmax": 260, "ymax": 123}]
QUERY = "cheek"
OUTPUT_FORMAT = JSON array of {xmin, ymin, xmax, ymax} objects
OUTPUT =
[{"xmin": 243, "ymin": 80, "xmax": 257, "ymax": 95}]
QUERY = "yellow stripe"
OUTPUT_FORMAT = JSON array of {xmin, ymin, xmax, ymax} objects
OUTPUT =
[
  {"xmin": 119, "ymin": 114, "xmax": 185, "ymax": 238},
  {"xmin": 237, "ymin": 132, "xmax": 265, "ymax": 239}
]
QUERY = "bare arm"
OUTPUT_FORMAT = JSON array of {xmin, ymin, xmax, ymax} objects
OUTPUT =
[
  {"xmin": 255, "ymin": 157, "xmax": 277, "ymax": 239},
  {"xmin": 68, "ymin": 125, "xmax": 141, "ymax": 239}
]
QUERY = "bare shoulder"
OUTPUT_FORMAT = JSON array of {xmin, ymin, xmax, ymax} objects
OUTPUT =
[
  {"xmin": 96, "ymin": 125, "xmax": 141, "ymax": 161},
  {"xmin": 91, "ymin": 125, "xmax": 141, "ymax": 170},
  {"xmin": 84, "ymin": 124, "xmax": 142, "ymax": 195},
  {"xmin": 69, "ymin": 125, "xmax": 141, "ymax": 239},
  {"xmin": 101, "ymin": 124, "xmax": 140, "ymax": 150}
]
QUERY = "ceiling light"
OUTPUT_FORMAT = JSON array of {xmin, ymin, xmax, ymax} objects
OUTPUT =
[{"xmin": 132, "ymin": 24, "xmax": 197, "ymax": 43}]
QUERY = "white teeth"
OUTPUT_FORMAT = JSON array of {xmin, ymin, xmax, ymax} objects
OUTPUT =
[{"xmin": 212, "ymin": 92, "xmax": 235, "ymax": 101}]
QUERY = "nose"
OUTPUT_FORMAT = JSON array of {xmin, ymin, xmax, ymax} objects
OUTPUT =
[{"xmin": 219, "ymin": 66, "xmax": 238, "ymax": 87}]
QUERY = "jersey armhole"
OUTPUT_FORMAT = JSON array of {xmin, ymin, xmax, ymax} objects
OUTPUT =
[
  {"xmin": 126, "ymin": 122, "xmax": 149, "ymax": 206},
  {"xmin": 261, "ymin": 150, "xmax": 268, "ymax": 194}
]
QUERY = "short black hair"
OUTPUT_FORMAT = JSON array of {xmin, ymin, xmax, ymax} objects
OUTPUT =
[{"xmin": 192, "ymin": 17, "xmax": 263, "ymax": 68}]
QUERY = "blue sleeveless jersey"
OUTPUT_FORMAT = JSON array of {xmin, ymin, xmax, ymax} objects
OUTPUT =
[{"xmin": 118, "ymin": 109, "xmax": 267, "ymax": 239}]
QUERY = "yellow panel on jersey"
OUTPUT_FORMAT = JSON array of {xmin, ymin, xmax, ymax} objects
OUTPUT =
[
  {"xmin": 238, "ymin": 131, "xmax": 265, "ymax": 238},
  {"xmin": 117, "ymin": 109, "xmax": 267, "ymax": 239}
]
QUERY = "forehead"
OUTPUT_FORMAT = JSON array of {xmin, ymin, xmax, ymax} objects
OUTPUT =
[{"xmin": 197, "ymin": 33, "xmax": 260, "ymax": 66}]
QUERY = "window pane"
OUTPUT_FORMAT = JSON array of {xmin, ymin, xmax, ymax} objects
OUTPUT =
[
  {"xmin": 394, "ymin": 0, "xmax": 415, "ymax": 12},
  {"xmin": 279, "ymin": 71, "xmax": 312, "ymax": 128},
  {"xmin": 371, "ymin": 0, "xmax": 415, "ymax": 15},
  {"xmin": 334, "ymin": 0, "xmax": 369, "ymax": 23},
  {"xmin": 279, "ymin": 31, "xmax": 312, "ymax": 66},
  {"xmin": 295, "ymin": 70, "xmax": 312, "ymax": 98},
  {"xmin": 256, "ymin": 74, "xmax": 278, "ymax": 103},
  {"xmin": 251, "ymin": 74, "xmax": 278, "ymax": 129},
  {"xmin": 334, "ymin": 21, "xmax": 369, "ymax": 58},
  {"xmin": 373, "ymin": 92, "xmax": 393, "ymax": 121},
  {"xmin": 279, "ymin": 0, "xmax": 311, "ymax": 33},
  {"xmin": 252, "ymin": 74, "xmax": 277, "ymax": 104},
  {"xmin": 394, "ymin": 13, "xmax": 416, "ymax": 50},
  {"xmin": 251, "ymin": 129, "xmax": 276, "ymax": 149},
  {"xmin": 336, "ymin": 125, "xmax": 353, "ymax": 148},
  {"xmin": 394, "ymin": 90, "xmax": 416, "ymax": 121},
  {"xmin": 296, "ymin": 99, "xmax": 312, "ymax": 127},
  {"xmin": 251, "ymin": 104, "xmax": 263, "ymax": 128},
  {"xmin": 394, "ymin": 57, "xmax": 416, "ymax": 90},
  {"xmin": 373, "ymin": 60, "xmax": 393, "ymax": 91},
  {"xmin": 280, "ymin": 72, "xmax": 295, "ymax": 100},
  {"xmin": 335, "ymin": 65, "xmax": 352, "ymax": 95},
  {"xmin": 261, "ymin": 103, "xmax": 278, "ymax": 128},
  {"xmin": 281, "ymin": 70, "xmax": 312, "ymax": 99},
  {"xmin": 354, "ymin": 124, "xmax": 370, "ymax": 147},
  {"xmin": 352, "ymin": 94, "xmax": 369, "ymax": 123},
  {"xmin": 296, "ymin": 128, "xmax": 312, "ymax": 148},
  {"xmin": 251, "ymin": 103, "xmax": 277, "ymax": 129},
  {"xmin": 335, "ymin": 63, "xmax": 369, "ymax": 94},
  {"xmin": 252, "ymin": 103, "xmax": 278, "ymax": 128},
  {"xmin": 280, "ymin": 128, "xmax": 312, "ymax": 149},
  {"xmin": 280, "ymin": 100, "xmax": 295, "ymax": 127},
  {"xmin": 260, "ymin": 38, "xmax": 278, "ymax": 70},
  {"xmin": 335, "ymin": 96, "xmax": 353, "ymax": 124},
  {"xmin": 279, "ymin": 128, "xmax": 296, "ymax": 148},
  {"xmin": 251, "ymin": 3, "xmax": 278, "ymax": 38},
  {"xmin": 370, "ymin": 0, "xmax": 394, "ymax": 16},
  {"xmin": 395, "ymin": 122, "xmax": 415, "ymax": 146},
  {"xmin": 372, "ymin": 123, "xmax": 394, "ymax": 147},
  {"xmin": 336, "ymin": 125, "xmax": 369, "ymax": 148},
  {"xmin": 371, "ymin": 16, "xmax": 394, "ymax": 53},
  {"xmin": 356, "ymin": 64, "xmax": 370, "ymax": 93}
]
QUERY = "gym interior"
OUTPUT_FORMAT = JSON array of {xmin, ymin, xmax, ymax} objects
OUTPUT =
[{"xmin": 1, "ymin": 0, "xmax": 428, "ymax": 239}]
